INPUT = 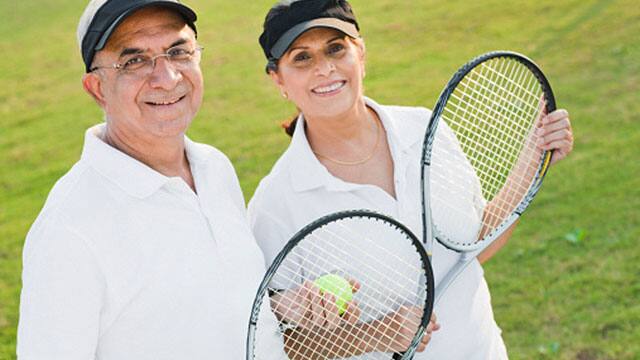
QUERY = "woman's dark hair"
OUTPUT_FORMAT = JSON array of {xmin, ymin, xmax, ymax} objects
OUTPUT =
[
  {"xmin": 262, "ymin": 3, "xmax": 290, "ymax": 73},
  {"xmin": 262, "ymin": 3, "xmax": 297, "ymax": 136},
  {"xmin": 281, "ymin": 113, "xmax": 299, "ymax": 137}
]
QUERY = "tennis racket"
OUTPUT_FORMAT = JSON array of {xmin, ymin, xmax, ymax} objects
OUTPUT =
[
  {"xmin": 247, "ymin": 210, "xmax": 435, "ymax": 360},
  {"xmin": 420, "ymin": 51, "xmax": 556, "ymax": 303}
]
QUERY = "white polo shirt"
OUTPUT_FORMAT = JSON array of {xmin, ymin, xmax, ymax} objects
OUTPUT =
[
  {"xmin": 18, "ymin": 124, "xmax": 286, "ymax": 360},
  {"xmin": 248, "ymin": 97, "xmax": 508, "ymax": 359}
]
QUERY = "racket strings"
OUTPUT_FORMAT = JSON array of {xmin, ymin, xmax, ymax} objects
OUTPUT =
[
  {"xmin": 432, "ymin": 56, "xmax": 545, "ymax": 246},
  {"xmin": 253, "ymin": 217, "xmax": 429, "ymax": 359},
  {"xmin": 287, "ymin": 224, "xmax": 426, "ymax": 321},
  {"xmin": 283, "ymin": 228, "xmax": 424, "ymax": 295},
  {"xmin": 434, "ymin": 118, "xmax": 533, "ymax": 199},
  {"xmin": 273, "ymin": 243, "xmax": 422, "ymax": 357},
  {"xmin": 456, "ymin": 68, "xmax": 539, "ymax": 130}
]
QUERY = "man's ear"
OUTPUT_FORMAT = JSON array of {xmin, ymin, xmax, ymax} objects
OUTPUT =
[{"xmin": 82, "ymin": 72, "xmax": 107, "ymax": 108}]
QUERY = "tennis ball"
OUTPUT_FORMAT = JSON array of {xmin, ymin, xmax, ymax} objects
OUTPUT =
[{"xmin": 314, "ymin": 274, "xmax": 354, "ymax": 315}]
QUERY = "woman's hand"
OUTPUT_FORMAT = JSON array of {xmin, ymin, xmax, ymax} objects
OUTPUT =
[
  {"xmin": 536, "ymin": 109, "xmax": 573, "ymax": 165},
  {"xmin": 271, "ymin": 279, "xmax": 361, "ymax": 331}
]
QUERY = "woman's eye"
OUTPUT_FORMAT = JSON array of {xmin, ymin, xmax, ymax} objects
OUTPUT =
[
  {"xmin": 328, "ymin": 43, "xmax": 345, "ymax": 54},
  {"xmin": 293, "ymin": 52, "xmax": 311, "ymax": 62}
]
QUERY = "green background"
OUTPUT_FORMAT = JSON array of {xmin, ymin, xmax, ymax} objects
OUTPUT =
[{"xmin": 0, "ymin": 0, "xmax": 638, "ymax": 359}]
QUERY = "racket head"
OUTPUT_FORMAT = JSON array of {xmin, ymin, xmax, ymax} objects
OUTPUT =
[
  {"xmin": 421, "ymin": 51, "xmax": 556, "ymax": 253},
  {"xmin": 247, "ymin": 210, "xmax": 435, "ymax": 359}
]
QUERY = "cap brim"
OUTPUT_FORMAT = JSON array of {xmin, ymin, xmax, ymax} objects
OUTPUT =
[
  {"xmin": 94, "ymin": 1, "xmax": 197, "ymax": 52},
  {"xmin": 270, "ymin": 18, "xmax": 360, "ymax": 59}
]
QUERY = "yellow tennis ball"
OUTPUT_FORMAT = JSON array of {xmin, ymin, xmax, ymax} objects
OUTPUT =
[{"xmin": 314, "ymin": 274, "xmax": 354, "ymax": 315}]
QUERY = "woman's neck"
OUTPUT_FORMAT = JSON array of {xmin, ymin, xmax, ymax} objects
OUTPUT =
[{"xmin": 304, "ymin": 98, "xmax": 380, "ymax": 159}]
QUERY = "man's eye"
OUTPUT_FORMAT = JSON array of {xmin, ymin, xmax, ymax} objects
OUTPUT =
[
  {"xmin": 122, "ymin": 56, "xmax": 148, "ymax": 70},
  {"xmin": 168, "ymin": 47, "xmax": 190, "ymax": 59}
]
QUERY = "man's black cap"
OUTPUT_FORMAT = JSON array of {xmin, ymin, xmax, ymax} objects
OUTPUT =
[
  {"xmin": 77, "ymin": 0, "xmax": 197, "ymax": 73},
  {"xmin": 259, "ymin": 0, "xmax": 360, "ymax": 68}
]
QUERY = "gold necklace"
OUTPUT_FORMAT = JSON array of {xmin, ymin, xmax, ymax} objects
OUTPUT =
[{"xmin": 312, "ymin": 117, "xmax": 381, "ymax": 166}]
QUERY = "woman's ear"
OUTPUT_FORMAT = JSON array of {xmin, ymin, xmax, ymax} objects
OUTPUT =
[
  {"xmin": 355, "ymin": 38, "xmax": 366, "ymax": 78},
  {"xmin": 356, "ymin": 37, "xmax": 366, "ymax": 60},
  {"xmin": 269, "ymin": 69, "xmax": 289, "ymax": 100}
]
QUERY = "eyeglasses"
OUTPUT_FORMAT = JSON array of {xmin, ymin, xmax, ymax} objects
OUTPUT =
[{"xmin": 90, "ymin": 46, "xmax": 204, "ymax": 78}]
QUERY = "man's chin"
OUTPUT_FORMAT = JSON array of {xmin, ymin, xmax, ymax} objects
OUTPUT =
[{"xmin": 147, "ymin": 117, "xmax": 193, "ymax": 139}]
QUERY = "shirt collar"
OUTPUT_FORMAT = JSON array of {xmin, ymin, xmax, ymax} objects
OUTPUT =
[
  {"xmin": 287, "ymin": 97, "xmax": 425, "ymax": 193},
  {"xmin": 287, "ymin": 111, "xmax": 332, "ymax": 193},
  {"xmin": 80, "ymin": 123, "xmax": 205, "ymax": 199},
  {"xmin": 370, "ymin": 98, "xmax": 426, "ymax": 153}
]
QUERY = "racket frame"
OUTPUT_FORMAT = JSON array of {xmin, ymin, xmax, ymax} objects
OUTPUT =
[
  {"xmin": 246, "ymin": 209, "xmax": 435, "ymax": 360},
  {"xmin": 419, "ymin": 51, "xmax": 556, "ymax": 302}
]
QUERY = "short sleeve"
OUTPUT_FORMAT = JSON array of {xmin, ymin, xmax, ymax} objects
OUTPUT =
[{"xmin": 17, "ymin": 215, "xmax": 105, "ymax": 360}]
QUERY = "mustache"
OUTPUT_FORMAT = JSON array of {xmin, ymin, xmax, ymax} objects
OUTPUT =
[{"xmin": 143, "ymin": 85, "xmax": 190, "ymax": 103}]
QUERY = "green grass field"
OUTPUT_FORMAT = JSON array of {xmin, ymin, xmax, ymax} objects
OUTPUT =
[{"xmin": 0, "ymin": 0, "xmax": 638, "ymax": 359}]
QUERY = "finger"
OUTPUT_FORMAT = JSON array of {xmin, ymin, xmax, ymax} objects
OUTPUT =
[
  {"xmin": 297, "ymin": 283, "xmax": 313, "ymax": 329},
  {"xmin": 536, "ymin": 117, "xmax": 571, "ymax": 137},
  {"xmin": 399, "ymin": 308, "xmax": 422, "ymax": 346},
  {"xmin": 308, "ymin": 284, "xmax": 326, "ymax": 328},
  {"xmin": 416, "ymin": 332, "xmax": 431, "ymax": 352},
  {"xmin": 348, "ymin": 279, "xmax": 361, "ymax": 293},
  {"xmin": 542, "ymin": 109, "xmax": 569, "ymax": 124},
  {"xmin": 323, "ymin": 293, "xmax": 341, "ymax": 329},
  {"xmin": 342, "ymin": 300, "xmax": 361, "ymax": 324},
  {"xmin": 417, "ymin": 342, "xmax": 427, "ymax": 352},
  {"xmin": 537, "ymin": 128, "xmax": 572, "ymax": 147},
  {"xmin": 420, "ymin": 332, "xmax": 431, "ymax": 346},
  {"xmin": 540, "ymin": 138, "xmax": 572, "ymax": 152},
  {"xmin": 426, "ymin": 319, "xmax": 439, "ymax": 333},
  {"xmin": 549, "ymin": 147, "xmax": 572, "ymax": 165}
]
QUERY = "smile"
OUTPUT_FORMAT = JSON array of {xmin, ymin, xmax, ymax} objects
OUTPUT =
[
  {"xmin": 311, "ymin": 81, "xmax": 346, "ymax": 95},
  {"xmin": 145, "ymin": 95, "xmax": 185, "ymax": 106}
]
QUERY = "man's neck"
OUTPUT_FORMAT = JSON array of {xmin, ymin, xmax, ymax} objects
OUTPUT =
[{"xmin": 102, "ymin": 126, "xmax": 196, "ymax": 191}]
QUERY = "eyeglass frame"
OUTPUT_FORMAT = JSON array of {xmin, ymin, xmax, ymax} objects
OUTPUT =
[{"xmin": 89, "ymin": 45, "xmax": 204, "ymax": 77}]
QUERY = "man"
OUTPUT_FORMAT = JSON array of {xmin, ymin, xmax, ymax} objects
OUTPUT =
[{"xmin": 17, "ymin": 1, "xmax": 285, "ymax": 359}]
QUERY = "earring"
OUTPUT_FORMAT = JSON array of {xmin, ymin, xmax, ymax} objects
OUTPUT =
[{"xmin": 281, "ymin": 91, "xmax": 289, "ymax": 99}]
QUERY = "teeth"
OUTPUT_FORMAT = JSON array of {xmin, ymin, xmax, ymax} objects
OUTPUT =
[
  {"xmin": 313, "ymin": 81, "xmax": 344, "ymax": 94},
  {"xmin": 150, "ymin": 97, "xmax": 181, "ymax": 105}
]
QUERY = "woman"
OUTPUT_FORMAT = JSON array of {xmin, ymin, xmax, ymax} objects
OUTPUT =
[{"xmin": 249, "ymin": 0, "xmax": 574, "ymax": 358}]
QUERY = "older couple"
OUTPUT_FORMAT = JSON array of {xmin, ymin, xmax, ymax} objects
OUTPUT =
[{"xmin": 17, "ymin": 0, "xmax": 573, "ymax": 359}]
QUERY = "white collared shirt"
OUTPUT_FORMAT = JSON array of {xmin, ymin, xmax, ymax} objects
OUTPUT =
[
  {"xmin": 248, "ymin": 97, "xmax": 508, "ymax": 359},
  {"xmin": 18, "ymin": 124, "xmax": 286, "ymax": 360}
]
